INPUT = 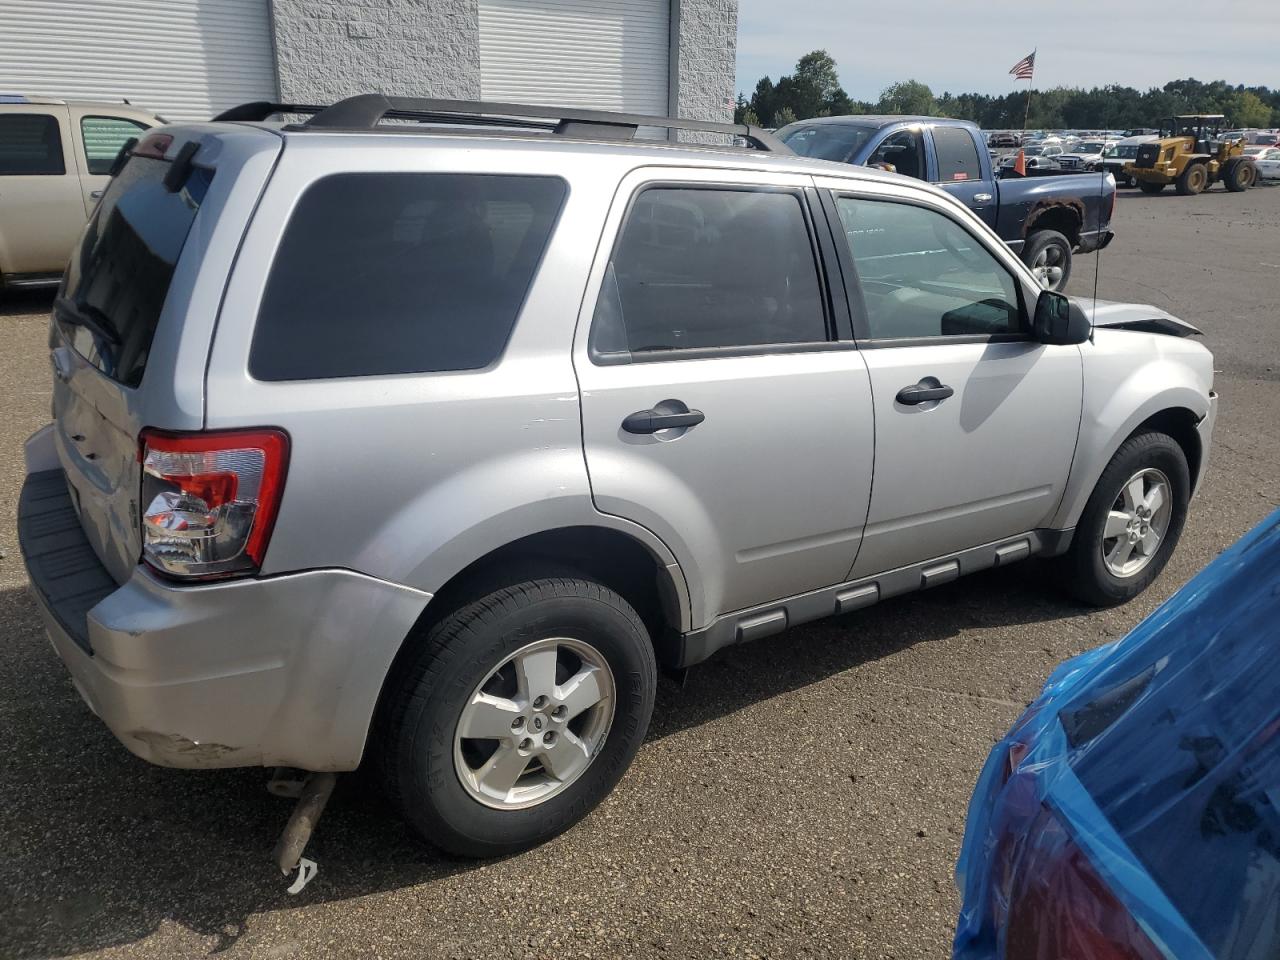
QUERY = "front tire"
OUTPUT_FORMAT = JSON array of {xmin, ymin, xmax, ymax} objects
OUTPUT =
[
  {"xmin": 1064, "ymin": 431, "xmax": 1190, "ymax": 606},
  {"xmin": 1175, "ymin": 163, "xmax": 1208, "ymax": 195},
  {"xmin": 1223, "ymin": 159, "xmax": 1257, "ymax": 192},
  {"xmin": 377, "ymin": 575, "xmax": 657, "ymax": 857},
  {"xmin": 1021, "ymin": 229, "xmax": 1073, "ymax": 292}
]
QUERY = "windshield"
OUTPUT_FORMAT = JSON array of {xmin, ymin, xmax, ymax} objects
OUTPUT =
[
  {"xmin": 1106, "ymin": 144, "xmax": 1141, "ymax": 158},
  {"xmin": 1024, "ymin": 146, "xmax": 1044, "ymax": 156},
  {"xmin": 777, "ymin": 123, "xmax": 876, "ymax": 162},
  {"xmin": 1076, "ymin": 142, "xmax": 1105, "ymax": 153}
]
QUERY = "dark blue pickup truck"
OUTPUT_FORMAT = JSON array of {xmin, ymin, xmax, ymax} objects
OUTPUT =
[{"xmin": 776, "ymin": 116, "xmax": 1116, "ymax": 292}]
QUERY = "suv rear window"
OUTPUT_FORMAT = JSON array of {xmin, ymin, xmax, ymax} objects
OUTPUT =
[
  {"xmin": 59, "ymin": 155, "xmax": 212, "ymax": 387},
  {"xmin": 0, "ymin": 114, "xmax": 65, "ymax": 175},
  {"xmin": 250, "ymin": 173, "xmax": 567, "ymax": 381}
]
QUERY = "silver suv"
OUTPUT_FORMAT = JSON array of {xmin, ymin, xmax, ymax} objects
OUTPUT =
[{"xmin": 18, "ymin": 96, "xmax": 1216, "ymax": 859}]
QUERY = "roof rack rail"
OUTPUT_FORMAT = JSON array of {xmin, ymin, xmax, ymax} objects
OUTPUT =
[
  {"xmin": 212, "ymin": 101, "xmax": 329, "ymax": 122},
  {"xmin": 238, "ymin": 94, "xmax": 787, "ymax": 152}
]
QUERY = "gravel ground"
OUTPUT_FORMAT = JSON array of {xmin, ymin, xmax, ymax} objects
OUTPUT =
[{"xmin": 1, "ymin": 182, "xmax": 1277, "ymax": 960}]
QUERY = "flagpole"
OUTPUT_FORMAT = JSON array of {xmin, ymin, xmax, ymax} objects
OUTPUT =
[{"xmin": 1021, "ymin": 48, "xmax": 1036, "ymax": 135}]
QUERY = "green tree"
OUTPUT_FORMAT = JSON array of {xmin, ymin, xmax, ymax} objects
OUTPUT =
[
  {"xmin": 1227, "ymin": 90, "xmax": 1272, "ymax": 127},
  {"xmin": 877, "ymin": 80, "xmax": 937, "ymax": 117}
]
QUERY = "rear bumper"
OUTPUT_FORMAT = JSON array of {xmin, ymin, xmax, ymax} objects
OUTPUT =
[
  {"xmin": 18, "ymin": 456, "xmax": 431, "ymax": 772},
  {"xmin": 1077, "ymin": 229, "xmax": 1115, "ymax": 254}
]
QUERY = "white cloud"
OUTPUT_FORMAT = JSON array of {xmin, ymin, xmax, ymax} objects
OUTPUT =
[{"xmin": 736, "ymin": 0, "xmax": 1279, "ymax": 100}]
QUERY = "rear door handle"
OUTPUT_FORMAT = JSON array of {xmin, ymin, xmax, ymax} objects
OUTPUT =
[
  {"xmin": 622, "ymin": 407, "xmax": 705, "ymax": 434},
  {"xmin": 974, "ymin": 193, "xmax": 993, "ymax": 203},
  {"xmin": 896, "ymin": 381, "xmax": 954, "ymax": 405},
  {"xmin": 90, "ymin": 189, "xmax": 104, "ymax": 200}
]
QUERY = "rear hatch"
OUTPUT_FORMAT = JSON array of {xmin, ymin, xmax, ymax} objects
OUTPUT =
[{"xmin": 48, "ymin": 125, "xmax": 281, "ymax": 584}]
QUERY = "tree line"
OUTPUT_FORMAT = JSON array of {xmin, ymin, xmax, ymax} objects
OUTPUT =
[{"xmin": 736, "ymin": 52, "xmax": 1280, "ymax": 131}]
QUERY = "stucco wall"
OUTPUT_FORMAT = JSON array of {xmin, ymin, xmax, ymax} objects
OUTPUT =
[
  {"xmin": 271, "ymin": 0, "xmax": 481, "ymax": 103},
  {"xmin": 675, "ymin": 0, "xmax": 737, "ymax": 123},
  {"xmin": 270, "ymin": 0, "xmax": 737, "ymax": 125}
]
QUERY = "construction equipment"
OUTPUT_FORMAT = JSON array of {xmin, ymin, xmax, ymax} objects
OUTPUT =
[{"xmin": 1126, "ymin": 115, "xmax": 1257, "ymax": 195}]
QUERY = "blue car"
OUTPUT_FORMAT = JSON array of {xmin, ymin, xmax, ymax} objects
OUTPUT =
[{"xmin": 954, "ymin": 508, "xmax": 1280, "ymax": 960}]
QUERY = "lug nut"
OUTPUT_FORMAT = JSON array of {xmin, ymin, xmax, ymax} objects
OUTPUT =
[
  {"xmin": 533, "ymin": 695, "xmax": 548, "ymax": 709},
  {"xmin": 511, "ymin": 716, "xmax": 525, "ymax": 731},
  {"xmin": 519, "ymin": 738, "xmax": 533, "ymax": 751},
  {"xmin": 551, "ymin": 705, "xmax": 567, "ymax": 720},
  {"xmin": 543, "ymin": 731, "xmax": 557, "ymax": 745}
]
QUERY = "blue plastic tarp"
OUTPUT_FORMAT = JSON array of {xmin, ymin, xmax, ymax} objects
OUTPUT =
[{"xmin": 954, "ymin": 507, "xmax": 1280, "ymax": 960}]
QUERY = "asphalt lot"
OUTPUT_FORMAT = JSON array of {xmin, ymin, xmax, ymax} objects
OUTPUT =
[{"xmin": 2, "ymin": 183, "xmax": 1278, "ymax": 960}]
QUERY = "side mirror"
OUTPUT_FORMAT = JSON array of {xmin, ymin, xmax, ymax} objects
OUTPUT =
[{"xmin": 1033, "ymin": 289, "xmax": 1091, "ymax": 345}]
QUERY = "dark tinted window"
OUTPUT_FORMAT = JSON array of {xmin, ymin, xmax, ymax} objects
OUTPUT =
[
  {"xmin": 931, "ymin": 126, "xmax": 982, "ymax": 183},
  {"xmin": 590, "ymin": 187, "xmax": 827, "ymax": 360},
  {"xmin": 0, "ymin": 113, "xmax": 65, "ymax": 175},
  {"xmin": 80, "ymin": 116, "xmax": 149, "ymax": 175},
  {"xmin": 835, "ymin": 197, "xmax": 1020, "ymax": 339},
  {"xmin": 251, "ymin": 174, "xmax": 566, "ymax": 381},
  {"xmin": 59, "ymin": 156, "xmax": 211, "ymax": 387}
]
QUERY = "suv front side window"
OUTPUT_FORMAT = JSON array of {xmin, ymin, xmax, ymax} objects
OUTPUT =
[
  {"xmin": 835, "ymin": 196, "xmax": 1022, "ymax": 341},
  {"xmin": 590, "ymin": 186, "xmax": 830, "ymax": 362}
]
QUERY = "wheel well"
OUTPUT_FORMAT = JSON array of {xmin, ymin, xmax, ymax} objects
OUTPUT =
[
  {"xmin": 1133, "ymin": 408, "xmax": 1203, "ymax": 492},
  {"xmin": 1025, "ymin": 202, "xmax": 1083, "ymax": 246}
]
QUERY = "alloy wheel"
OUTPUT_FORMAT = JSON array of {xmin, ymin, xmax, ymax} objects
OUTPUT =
[
  {"xmin": 1101, "ymin": 468, "xmax": 1172, "ymax": 578},
  {"xmin": 454, "ymin": 637, "xmax": 615, "ymax": 810},
  {"xmin": 1032, "ymin": 245, "xmax": 1066, "ymax": 290}
]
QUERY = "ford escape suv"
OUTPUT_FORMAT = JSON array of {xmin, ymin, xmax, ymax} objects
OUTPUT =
[{"xmin": 18, "ymin": 96, "xmax": 1216, "ymax": 858}]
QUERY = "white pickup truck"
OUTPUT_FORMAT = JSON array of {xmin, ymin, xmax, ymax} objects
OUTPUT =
[{"xmin": 0, "ymin": 95, "xmax": 158, "ymax": 292}]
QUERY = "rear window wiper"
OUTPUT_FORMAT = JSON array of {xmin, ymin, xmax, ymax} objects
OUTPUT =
[{"xmin": 54, "ymin": 298, "xmax": 121, "ymax": 345}]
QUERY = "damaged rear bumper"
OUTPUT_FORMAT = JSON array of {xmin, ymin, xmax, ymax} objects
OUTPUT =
[{"xmin": 19, "ymin": 464, "xmax": 431, "ymax": 772}]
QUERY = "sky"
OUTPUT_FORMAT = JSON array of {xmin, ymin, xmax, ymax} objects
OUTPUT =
[{"xmin": 735, "ymin": 0, "xmax": 1279, "ymax": 101}]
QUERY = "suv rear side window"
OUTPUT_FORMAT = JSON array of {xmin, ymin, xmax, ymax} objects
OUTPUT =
[
  {"xmin": 59, "ymin": 155, "xmax": 212, "ymax": 387},
  {"xmin": 589, "ymin": 187, "xmax": 828, "ymax": 361},
  {"xmin": 0, "ymin": 114, "xmax": 65, "ymax": 175},
  {"xmin": 931, "ymin": 126, "xmax": 981, "ymax": 182},
  {"xmin": 251, "ymin": 174, "xmax": 566, "ymax": 381},
  {"xmin": 80, "ymin": 116, "xmax": 149, "ymax": 175}
]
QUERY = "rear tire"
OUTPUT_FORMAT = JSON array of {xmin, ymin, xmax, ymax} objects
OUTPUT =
[
  {"xmin": 1223, "ymin": 159, "xmax": 1257, "ymax": 192},
  {"xmin": 1175, "ymin": 163, "xmax": 1208, "ymax": 195},
  {"xmin": 1063, "ymin": 431, "xmax": 1190, "ymax": 606},
  {"xmin": 1021, "ymin": 229, "xmax": 1073, "ymax": 292},
  {"xmin": 376, "ymin": 575, "xmax": 657, "ymax": 857},
  {"xmin": 1137, "ymin": 180, "xmax": 1166, "ymax": 194}
]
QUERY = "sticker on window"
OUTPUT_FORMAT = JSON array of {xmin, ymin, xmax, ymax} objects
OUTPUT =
[{"xmin": 953, "ymin": 172, "xmax": 969, "ymax": 181}]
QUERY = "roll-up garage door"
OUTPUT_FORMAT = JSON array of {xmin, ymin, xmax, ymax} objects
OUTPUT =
[
  {"xmin": 478, "ymin": 0, "xmax": 670, "ymax": 116},
  {"xmin": 0, "ymin": 0, "xmax": 277, "ymax": 122}
]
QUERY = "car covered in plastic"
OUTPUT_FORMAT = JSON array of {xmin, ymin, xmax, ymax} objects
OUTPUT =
[{"xmin": 954, "ymin": 506, "xmax": 1280, "ymax": 960}]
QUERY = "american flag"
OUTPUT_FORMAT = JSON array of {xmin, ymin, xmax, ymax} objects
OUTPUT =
[{"xmin": 1009, "ymin": 51, "xmax": 1036, "ymax": 81}]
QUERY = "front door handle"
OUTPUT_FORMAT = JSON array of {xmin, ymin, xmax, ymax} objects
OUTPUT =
[
  {"xmin": 974, "ymin": 192, "xmax": 993, "ymax": 203},
  {"xmin": 90, "ymin": 189, "xmax": 104, "ymax": 200},
  {"xmin": 896, "ymin": 381, "xmax": 954, "ymax": 405},
  {"xmin": 622, "ymin": 406, "xmax": 705, "ymax": 434}
]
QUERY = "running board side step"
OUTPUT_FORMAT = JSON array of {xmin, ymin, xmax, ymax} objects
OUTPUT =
[{"xmin": 665, "ymin": 529, "xmax": 1070, "ymax": 668}]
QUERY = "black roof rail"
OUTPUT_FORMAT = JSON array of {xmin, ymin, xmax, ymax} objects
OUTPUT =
[
  {"xmin": 272, "ymin": 94, "xmax": 788, "ymax": 152},
  {"xmin": 212, "ymin": 101, "xmax": 328, "ymax": 122}
]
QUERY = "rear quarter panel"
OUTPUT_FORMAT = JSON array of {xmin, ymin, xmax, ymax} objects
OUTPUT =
[{"xmin": 994, "ymin": 172, "xmax": 1113, "ymax": 246}]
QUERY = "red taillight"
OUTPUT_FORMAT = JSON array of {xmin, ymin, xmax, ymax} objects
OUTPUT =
[
  {"xmin": 133, "ymin": 132, "xmax": 174, "ymax": 159},
  {"xmin": 138, "ymin": 428, "xmax": 289, "ymax": 578},
  {"xmin": 1005, "ymin": 808, "xmax": 1164, "ymax": 960}
]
